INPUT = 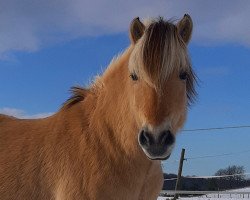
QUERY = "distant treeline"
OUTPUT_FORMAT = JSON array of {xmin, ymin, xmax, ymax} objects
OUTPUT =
[
  {"xmin": 163, "ymin": 174, "xmax": 250, "ymax": 191},
  {"xmin": 163, "ymin": 165, "xmax": 250, "ymax": 191}
]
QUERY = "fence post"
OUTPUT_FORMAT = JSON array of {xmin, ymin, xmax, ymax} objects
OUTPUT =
[{"xmin": 173, "ymin": 148, "xmax": 186, "ymax": 200}]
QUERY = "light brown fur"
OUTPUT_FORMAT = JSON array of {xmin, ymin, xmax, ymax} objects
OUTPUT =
[{"xmin": 0, "ymin": 15, "xmax": 196, "ymax": 200}]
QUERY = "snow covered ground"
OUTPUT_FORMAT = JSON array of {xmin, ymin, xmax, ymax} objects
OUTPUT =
[{"xmin": 157, "ymin": 187, "xmax": 250, "ymax": 200}]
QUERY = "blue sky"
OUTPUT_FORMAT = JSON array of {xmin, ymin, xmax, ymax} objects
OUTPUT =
[{"xmin": 1, "ymin": 0, "xmax": 250, "ymax": 177}]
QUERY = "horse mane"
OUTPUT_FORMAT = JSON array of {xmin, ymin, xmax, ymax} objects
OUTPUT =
[
  {"xmin": 63, "ymin": 86, "xmax": 89, "ymax": 108},
  {"xmin": 63, "ymin": 17, "xmax": 197, "ymax": 109},
  {"xmin": 139, "ymin": 17, "xmax": 197, "ymax": 104},
  {"xmin": 62, "ymin": 75, "xmax": 104, "ymax": 108}
]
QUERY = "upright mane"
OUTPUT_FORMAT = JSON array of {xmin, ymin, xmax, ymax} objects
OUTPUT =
[{"xmin": 63, "ymin": 86, "xmax": 89, "ymax": 108}]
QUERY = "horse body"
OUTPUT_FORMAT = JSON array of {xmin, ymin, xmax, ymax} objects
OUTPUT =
[
  {"xmin": 0, "ymin": 50, "xmax": 162, "ymax": 200},
  {"xmin": 0, "ymin": 15, "xmax": 195, "ymax": 199}
]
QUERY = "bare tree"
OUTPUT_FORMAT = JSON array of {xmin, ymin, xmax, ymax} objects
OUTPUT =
[
  {"xmin": 214, "ymin": 165, "xmax": 246, "ymax": 189},
  {"xmin": 215, "ymin": 165, "xmax": 245, "ymax": 180}
]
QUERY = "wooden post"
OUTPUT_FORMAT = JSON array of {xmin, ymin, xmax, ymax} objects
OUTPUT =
[{"xmin": 173, "ymin": 148, "xmax": 185, "ymax": 200}]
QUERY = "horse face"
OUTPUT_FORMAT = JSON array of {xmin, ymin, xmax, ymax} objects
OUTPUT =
[
  {"xmin": 128, "ymin": 16, "xmax": 194, "ymax": 160},
  {"xmin": 128, "ymin": 69, "xmax": 187, "ymax": 160}
]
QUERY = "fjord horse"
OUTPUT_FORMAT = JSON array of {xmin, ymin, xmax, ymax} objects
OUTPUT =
[{"xmin": 0, "ymin": 15, "xmax": 196, "ymax": 200}]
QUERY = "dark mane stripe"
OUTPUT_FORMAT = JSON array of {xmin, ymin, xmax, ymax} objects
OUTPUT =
[
  {"xmin": 142, "ymin": 18, "xmax": 173, "ymax": 82},
  {"xmin": 141, "ymin": 17, "xmax": 197, "ymax": 104}
]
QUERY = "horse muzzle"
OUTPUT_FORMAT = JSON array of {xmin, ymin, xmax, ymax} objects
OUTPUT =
[{"xmin": 138, "ymin": 129, "xmax": 175, "ymax": 160}]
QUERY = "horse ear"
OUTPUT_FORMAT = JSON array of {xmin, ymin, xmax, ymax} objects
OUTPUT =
[
  {"xmin": 130, "ymin": 17, "xmax": 145, "ymax": 44},
  {"xmin": 177, "ymin": 14, "xmax": 193, "ymax": 44}
]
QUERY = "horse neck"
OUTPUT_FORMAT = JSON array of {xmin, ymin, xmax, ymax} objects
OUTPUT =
[{"xmin": 90, "ymin": 48, "xmax": 143, "ymax": 160}]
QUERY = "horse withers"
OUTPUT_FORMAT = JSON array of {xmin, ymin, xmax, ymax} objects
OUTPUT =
[{"xmin": 0, "ymin": 14, "xmax": 196, "ymax": 200}]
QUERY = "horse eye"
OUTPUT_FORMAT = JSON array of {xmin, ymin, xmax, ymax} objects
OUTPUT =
[
  {"xmin": 179, "ymin": 72, "xmax": 188, "ymax": 80},
  {"xmin": 130, "ymin": 73, "xmax": 138, "ymax": 81}
]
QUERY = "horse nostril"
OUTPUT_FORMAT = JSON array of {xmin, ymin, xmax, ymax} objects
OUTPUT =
[
  {"xmin": 139, "ymin": 130, "xmax": 152, "ymax": 147},
  {"xmin": 159, "ymin": 130, "xmax": 175, "ymax": 145}
]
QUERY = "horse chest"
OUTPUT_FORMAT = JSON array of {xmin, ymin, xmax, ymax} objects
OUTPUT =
[{"xmin": 86, "ymin": 161, "xmax": 163, "ymax": 200}]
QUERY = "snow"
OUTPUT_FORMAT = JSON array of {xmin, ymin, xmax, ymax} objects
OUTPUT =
[{"xmin": 157, "ymin": 187, "xmax": 250, "ymax": 200}]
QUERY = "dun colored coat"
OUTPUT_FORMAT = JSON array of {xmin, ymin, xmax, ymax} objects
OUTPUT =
[{"xmin": 0, "ymin": 15, "xmax": 196, "ymax": 200}]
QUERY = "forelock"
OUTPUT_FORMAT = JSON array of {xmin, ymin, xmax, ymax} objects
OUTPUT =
[
  {"xmin": 130, "ymin": 17, "xmax": 196, "ymax": 104},
  {"xmin": 141, "ymin": 18, "xmax": 189, "ymax": 88}
]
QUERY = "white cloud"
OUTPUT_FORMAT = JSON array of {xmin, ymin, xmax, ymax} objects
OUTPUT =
[
  {"xmin": 0, "ymin": 0, "xmax": 250, "ymax": 58},
  {"xmin": 0, "ymin": 107, "xmax": 53, "ymax": 119}
]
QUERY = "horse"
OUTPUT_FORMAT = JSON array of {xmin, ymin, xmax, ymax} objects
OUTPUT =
[{"xmin": 0, "ymin": 14, "xmax": 196, "ymax": 200}]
